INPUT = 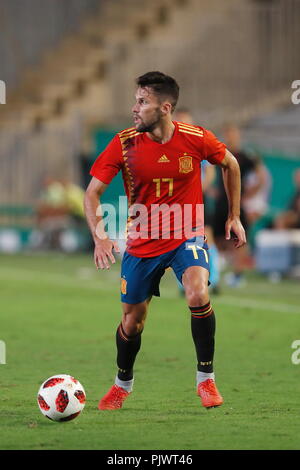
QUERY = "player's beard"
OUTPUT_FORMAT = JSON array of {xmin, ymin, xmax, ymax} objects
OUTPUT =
[{"xmin": 134, "ymin": 109, "xmax": 162, "ymax": 133}]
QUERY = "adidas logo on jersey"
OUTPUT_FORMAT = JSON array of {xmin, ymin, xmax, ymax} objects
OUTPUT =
[{"xmin": 158, "ymin": 154, "xmax": 170, "ymax": 163}]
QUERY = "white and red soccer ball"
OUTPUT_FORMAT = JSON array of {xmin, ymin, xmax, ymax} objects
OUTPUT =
[{"xmin": 37, "ymin": 374, "xmax": 86, "ymax": 422}]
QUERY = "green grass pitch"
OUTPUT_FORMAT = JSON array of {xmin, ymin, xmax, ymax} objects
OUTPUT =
[{"xmin": 0, "ymin": 252, "xmax": 299, "ymax": 450}]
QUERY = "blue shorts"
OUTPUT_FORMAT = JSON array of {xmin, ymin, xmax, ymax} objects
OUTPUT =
[{"xmin": 120, "ymin": 236, "xmax": 210, "ymax": 304}]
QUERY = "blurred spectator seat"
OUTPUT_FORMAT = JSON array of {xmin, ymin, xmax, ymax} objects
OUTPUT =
[
  {"xmin": 34, "ymin": 178, "xmax": 89, "ymax": 251},
  {"xmin": 0, "ymin": 205, "xmax": 35, "ymax": 253},
  {"xmin": 255, "ymin": 229, "xmax": 300, "ymax": 279},
  {"xmin": 273, "ymin": 169, "xmax": 300, "ymax": 230}
]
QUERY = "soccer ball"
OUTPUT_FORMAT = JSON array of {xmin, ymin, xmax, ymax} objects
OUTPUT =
[{"xmin": 37, "ymin": 374, "xmax": 86, "ymax": 422}]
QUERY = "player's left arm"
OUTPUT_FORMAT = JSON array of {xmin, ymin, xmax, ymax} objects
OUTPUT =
[{"xmin": 219, "ymin": 149, "xmax": 247, "ymax": 248}]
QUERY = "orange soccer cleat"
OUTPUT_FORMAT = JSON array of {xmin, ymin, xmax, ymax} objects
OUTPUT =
[
  {"xmin": 98, "ymin": 384, "xmax": 130, "ymax": 410},
  {"xmin": 197, "ymin": 379, "xmax": 224, "ymax": 408}
]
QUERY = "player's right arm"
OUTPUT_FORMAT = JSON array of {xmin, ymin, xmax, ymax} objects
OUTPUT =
[{"xmin": 84, "ymin": 177, "xmax": 120, "ymax": 270}]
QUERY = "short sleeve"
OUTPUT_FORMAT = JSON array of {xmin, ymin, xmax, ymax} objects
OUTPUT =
[
  {"xmin": 203, "ymin": 129, "xmax": 226, "ymax": 165},
  {"xmin": 90, "ymin": 135, "xmax": 123, "ymax": 185}
]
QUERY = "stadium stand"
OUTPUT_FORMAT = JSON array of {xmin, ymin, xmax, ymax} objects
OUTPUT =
[{"xmin": 0, "ymin": 0, "xmax": 299, "ymax": 258}]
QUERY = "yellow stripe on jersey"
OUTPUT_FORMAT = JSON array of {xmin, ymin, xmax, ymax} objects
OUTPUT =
[
  {"xmin": 119, "ymin": 129, "xmax": 140, "ymax": 140},
  {"xmin": 177, "ymin": 123, "xmax": 201, "ymax": 131},
  {"xmin": 122, "ymin": 163, "xmax": 135, "ymax": 206},
  {"xmin": 119, "ymin": 131, "xmax": 139, "ymax": 139},
  {"xmin": 178, "ymin": 123, "xmax": 203, "ymax": 131},
  {"xmin": 119, "ymin": 127, "xmax": 136, "ymax": 135},
  {"xmin": 119, "ymin": 132, "xmax": 139, "ymax": 143},
  {"xmin": 178, "ymin": 128, "xmax": 204, "ymax": 137},
  {"xmin": 178, "ymin": 123, "xmax": 203, "ymax": 133},
  {"xmin": 119, "ymin": 132, "xmax": 137, "ymax": 207}
]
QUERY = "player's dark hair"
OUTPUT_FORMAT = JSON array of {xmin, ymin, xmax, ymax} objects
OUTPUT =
[{"xmin": 136, "ymin": 71, "xmax": 179, "ymax": 111}]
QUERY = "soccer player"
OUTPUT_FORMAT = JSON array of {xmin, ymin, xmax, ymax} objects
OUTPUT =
[{"xmin": 84, "ymin": 71, "xmax": 246, "ymax": 410}]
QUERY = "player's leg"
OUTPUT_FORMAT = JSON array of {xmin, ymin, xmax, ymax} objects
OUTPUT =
[
  {"xmin": 183, "ymin": 265, "xmax": 223, "ymax": 408},
  {"xmin": 99, "ymin": 298, "xmax": 151, "ymax": 410},
  {"xmin": 183, "ymin": 265, "xmax": 214, "ymax": 376},
  {"xmin": 99, "ymin": 251, "xmax": 163, "ymax": 410},
  {"xmin": 183, "ymin": 265, "xmax": 214, "ymax": 373},
  {"xmin": 171, "ymin": 239, "xmax": 223, "ymax": 408},
  {"xmin": 115, "ymin": 298, "xmax": 151, "ymax": 387},
  {"xmin": 182, "ymin": 265, "xmax": 223, "ymax": 408}
]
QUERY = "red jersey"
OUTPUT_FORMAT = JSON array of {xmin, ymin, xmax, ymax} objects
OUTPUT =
[{"xmin": 90, "ymin": 121, "xmax": 226, "ymax": 257}]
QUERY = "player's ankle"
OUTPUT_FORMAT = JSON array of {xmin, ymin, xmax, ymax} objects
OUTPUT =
[
  {"xmin": 196, "ymin": 371, "xmax": 215, "ymax": 385},
  {"xmin": 115, "ymin": 375, "xmax": 134, "ymax": 393}
]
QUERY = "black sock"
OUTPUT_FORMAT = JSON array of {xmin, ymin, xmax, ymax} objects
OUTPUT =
[
  {"xmin": 189, "ymin": 302, "xmax": 215, "ymax": 373},
  {"xmin": 116, "ymin": 323, "xmax": 142, "ymax": 381}
]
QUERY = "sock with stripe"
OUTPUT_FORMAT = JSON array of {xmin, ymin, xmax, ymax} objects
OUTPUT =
[
  {"xmin": 190, "ymin": 302, "xmax": 216, "ymax": 375},
  {"xmin": 115, "ymin": 323, "xmax": 142, "ymax": 391}
]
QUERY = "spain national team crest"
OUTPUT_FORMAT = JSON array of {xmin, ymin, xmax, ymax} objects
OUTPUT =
[
  {"xmin": 121, "ymin": 278, "xmax": 127, "ymax": 295},
  {"xmin": 179, "ymin": 154, "xmax": 193, "ymax": 174}
]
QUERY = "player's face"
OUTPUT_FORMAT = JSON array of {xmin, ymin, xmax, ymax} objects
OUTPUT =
[{"xmin": 132, "ymin": 87, "xmax": 163, "ymax": 132}]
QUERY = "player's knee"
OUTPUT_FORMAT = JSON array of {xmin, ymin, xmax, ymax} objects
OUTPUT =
[
  {"xmin": 122, "ymin": 317, "xmax": 144, "ymax": 337},
  {"xmin": 185, "ymin": 282, "xmax": 209, "ymax": 307},
  {"xmin": 122, "ymin": 304, "xmax": 147, "ymax": 336}
]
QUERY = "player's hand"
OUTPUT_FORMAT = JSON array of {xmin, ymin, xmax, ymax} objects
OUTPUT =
[
  {"xmin": 93, "ymin": 238, "xmax": 120, "ymax": 269},
  {"xmin": 225, "ymin": 216, "xmax": 247, "ymax": 248}
]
